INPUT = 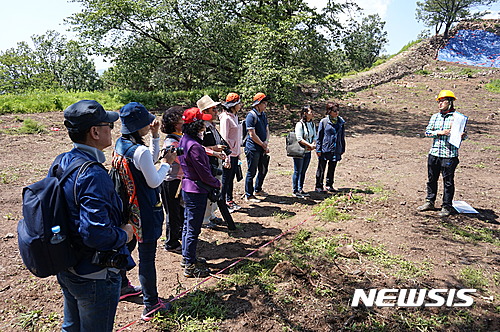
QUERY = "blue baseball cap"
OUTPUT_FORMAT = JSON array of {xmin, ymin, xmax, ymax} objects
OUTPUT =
[
  {"xmin": 119, "ymin": 102, "xmax": 156, "ymax": 134},
  {"xmin": 64, "ymin": 100, "xmax": 119, "ymax": 133}
]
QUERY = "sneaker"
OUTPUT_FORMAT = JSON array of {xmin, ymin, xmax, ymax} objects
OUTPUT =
[
  {"xmin": 202, "ymin": 220, "xmax": 217, "ymax": 229},
  {"xmin": 210, "ymin": 217, "xmax": 225, "ymax": 225},
  {"xmin": 164, "ymin": 243, "xmax": 182, "ymax": 254},
  {"xmin": 184, "ymin": 263, "xmax": 211, "ymax": 278},
  {"xmin": 417, "ymin": 201, "xmax": 435, "ymax": 212},
  {"xmin": 439, "ymin": 206, "xmax": 453, "ymax": 217},
  {"xmin": 315, "ymin": 187, "xmax": 327, "ymax": 193},
  {"xmin": 227, "ymin": 201, "xmax": 241, "ymax": 211},
  {"xmin": 326, "ymin": 186, "xmax": 337, "ymax": 192},
  {"xmin": 292, "ymin": 191, "xmax": 303, "ymax": 198},
  {"xmin": 141, "ymin": 300, "xmax": 172, "ymax": 321},
  {"xmin": 254, "ymin": 190, "xmax": 269, "ymax": 197},
  {"xmin": 120, "ymin": 282, "xmax": 142, "ymax": 301},
  {"xmin": 180, "ymin": 256, "xmax": 207, "ymax": 268},
  {"xmin": 245, "ymin": 195, "xmax": 261, "ymax": 203},
  {"xmin": 299, "ymin": 190, "xmax": 310, "ymax": 197}
]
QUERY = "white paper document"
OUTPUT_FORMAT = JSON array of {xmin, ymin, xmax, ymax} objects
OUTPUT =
[
  {"xmin": 449, "ymin": 112, "xmax": 468, "ymax": 148},
  {"xmin": 452, "ymin": 201, "xmax": 478, "ymax": 214}
]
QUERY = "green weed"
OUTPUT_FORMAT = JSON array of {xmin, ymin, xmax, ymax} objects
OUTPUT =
[
  {"xmin": 474, "ymin": 162, "xmax": 487, "ymax": 169},
  {"xmin": 313, "ymin": 196, "xmax": 354, "ymax": 222},
  {"xmin": 17, "ymin": 309, "xmax": 42, "ymax": 330},
  {"xmin": 443, "ymin": 223, "xmax": 500, "ymax": 246},
  {"xmin": 276, "ymin": 170, "xmax": 293, "ymax": 176},
  {"xmin": 485, "ymin": 79, "xmax": 500, "ymax": 93},
  {"xmin": 459, "ymin": 267, "xmax": 488, "ymax": 290},
  {"xmin": 154, "ymin": 290, "xmax": 225, "ymax": 331},
  {"xmin": 354, "ymin": 241, "xmax": 431, "ymax": 279},
  {"xmin": 272, "ymin": 211, "xmax": 294, "ymax": 220},
  {"xmin": 17, "ymin": 118, "xmax": 46, "ymax": 134},
  {"xmin": 0, "ymin": 171, "xmax": 19, "ymax": 184}
]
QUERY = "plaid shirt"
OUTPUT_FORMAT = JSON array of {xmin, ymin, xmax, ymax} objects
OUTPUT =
[{"xmin": 425, "ymin": 111, "xmax": 465, "ymax": 158}]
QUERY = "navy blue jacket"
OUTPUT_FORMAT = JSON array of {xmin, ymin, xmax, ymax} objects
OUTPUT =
[
  {"xmin": 316, "ymin": 116, "xmax": 346, "ymax": 161},
  {"xmin": 60, "ymin": 148, "xmax": 129, "ymax": 275}
]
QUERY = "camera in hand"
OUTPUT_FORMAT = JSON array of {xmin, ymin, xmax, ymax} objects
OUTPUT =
[
  {"xmin": 210, "ymin": 165, "xmax": 223, "ymax": 176},
  {"xmin": 222, "ymin": 145, "xmax": 232, "ymax": 156},
  {"xmin": 91, "ymin": 250, "xmax": 128, "ymax": 269},
  {"xmin": 160, "ymin": 146, "xmax": 184, "ymax": 159}
]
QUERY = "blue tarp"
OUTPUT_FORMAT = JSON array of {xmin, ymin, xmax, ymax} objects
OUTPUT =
[{"xmin": 437, "ymin": 29, "xmax": 500, "ymax": 67}]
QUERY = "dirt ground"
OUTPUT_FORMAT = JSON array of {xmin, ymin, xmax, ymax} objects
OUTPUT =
[{"xmin": 0, "ymin": 60, "xmax": 499, "ymax": 331}]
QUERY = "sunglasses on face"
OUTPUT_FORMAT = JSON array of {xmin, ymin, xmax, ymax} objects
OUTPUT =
[{"xmin": 94, "ymin": 122, "xmax": 114, "ymax": 129}]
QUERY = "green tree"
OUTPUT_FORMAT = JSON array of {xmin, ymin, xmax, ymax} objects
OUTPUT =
[
  {"xmin": 342, "ymin": 14, "xmax": 388, "ymax": 71},
  {"xmin": 0, "ymin": 31, "xmax": 100, "ymax": 93},
  {"xmin": 69, "ymin": 0, "xmax": 354, "ymax": 102},
  {"xmin": 416, "ymin": 0, "xmax": 496, "ymax": 38}
]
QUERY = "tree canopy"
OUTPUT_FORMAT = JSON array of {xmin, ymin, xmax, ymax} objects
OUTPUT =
[
  {"xmin": 416, "ymin": 0, "xmax": 497, "ymax": 38},
  {"xmin": 66, "ymin": 0, "xmax": 387, "ymax": 103},
  {"xmin": 0, "ymin": 31, "xmax": 100, "ymax": 94}
]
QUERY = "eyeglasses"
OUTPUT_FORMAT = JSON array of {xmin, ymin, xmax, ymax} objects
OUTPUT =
[
  {"xmin": 94, "ymin": 122, "xmax": 114, "ymax": 129},
  {"xmin": 437, "ymin": 99, "xmax": 449, "ymax": 103}
]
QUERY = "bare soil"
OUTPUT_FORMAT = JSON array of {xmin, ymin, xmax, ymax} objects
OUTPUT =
[{"xmin": 0, "ymin": 60, "xmax": 499, "ymax": 331}]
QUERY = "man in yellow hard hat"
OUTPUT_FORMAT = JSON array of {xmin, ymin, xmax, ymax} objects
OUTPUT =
[{"xmin": 417, "ymin": 90, "xmax": 467, "ymax": 217}]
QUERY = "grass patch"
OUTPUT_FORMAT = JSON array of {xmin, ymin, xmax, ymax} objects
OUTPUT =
[
  {"xmin": 442, "ymin": 223, "xmax": 500, "ymax": 246},
  {"xmin": 485, "ymin": 79, "xmax": 500, "ymax": 93},
  {"xmin": 219, "ymin": 259, "xmax": 279, "ymax": 294},
  {"xmin": 272, "ymin": 211, "xmax": 294, "ymax": 220},
  {"xmin": 312, "ymin": 194, "xmax": 363, "ymax": 222},
  {"xmin": 275, "ymin": 169, "xmax": 293, "ymax": 176},
  {"xmin": 0, "ymin": 88, "xmax": 229, "ymax": 115},
  {"xmin": 459, "ymin": 267, "xmax": 489, "ymax": 291},
  {"xmin": 154, "ymin": 290, "xmax": 226, "ymax": 331},
  {"xmin": 0, "ymin": 171, "xmax": 19, "ymax": 184},
  {"xmin": 354, "ymin": 241, "xmax": 431, "ymax": 280},
  {"xmin": 17, "ymin": 118, "xmax": 46, "ymax": 134}
]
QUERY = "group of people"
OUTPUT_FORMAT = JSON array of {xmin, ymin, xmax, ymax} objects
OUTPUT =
[
  {"xmin": 52, "ymin": 88, "xmax": 466, "ymax": 331},
  {"xmin": 54, "ymin": 91, "xmax": 277, "ymax": 330},
  {"xmin": 290, "ymin": 102, "xmax": 346, "ymax": 198}
]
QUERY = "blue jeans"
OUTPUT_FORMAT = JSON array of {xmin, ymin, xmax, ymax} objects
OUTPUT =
[
  {"xmin": 138, "ymin": 241, "xmax": 158, "ymax": 308},
  {"xmin": 182, "ymin": 191, "xmax": 208, "ymax": 265},
  {"xmin": 222, "ymin": 156, "xmax": 238, "ymax": 202},
  {"xmin": 292, "ymin": 152, "xmax": 311, "ymax": 192},
  {"xmin": 57, "ymin": 270, "xmax": 121, "ymax": 332},
  {"xmin": 245, "ymin": 148, "xmax": 266, "ymax": 196}
]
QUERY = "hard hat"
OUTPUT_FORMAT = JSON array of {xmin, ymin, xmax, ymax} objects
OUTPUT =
[{"xmin": 436, "ymin": 90, "xmax": 456, "ymax": 101}]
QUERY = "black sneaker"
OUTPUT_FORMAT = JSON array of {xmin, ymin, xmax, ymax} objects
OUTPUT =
[
  {"xmin": 164, "ymin": 243, "xmax": 182, "ymax": 254},
  {"xmin": 119, "ymin": 282, "xmax": 142, "ymax": 301},
  {"xmin": 141, "ymin": 300, "xmax": 172, "ymax": 321},
  {"xmin": 184, "ymin": 264, "xmax": 211, "ymax": 278},
  {"xmin": 180, "ymin": 256, "xmax": 207, "ymax": 268},
  {"xmin": 299, "ymin": 190, "xmax": 310, "ymax": 197},
  {"xmin": 292, "ymin": 191, "xmax": 303, "ymax": 198},
  {"xmin": 417, "ymin": 201, "xmax": 435, "ymax": 212}
]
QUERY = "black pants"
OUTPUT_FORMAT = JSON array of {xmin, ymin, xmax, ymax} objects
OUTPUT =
[
  {"xmin": 425, "ymin": 155, "xmax": 459, "ymax": 208},
  {"xmin": 222, "ymin": 156, "xmax": 238, "ymax": 202},
  {"xmin": 315, "ymin": 158, "xmax": 337, "ymax": 189},
  {"xmin": 159, "ymin": 179, "xmax": 184, "ymax": 249}
]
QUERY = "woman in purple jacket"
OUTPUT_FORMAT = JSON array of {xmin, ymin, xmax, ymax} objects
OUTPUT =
[{"xmin": 178, "ymin": 107, "xmax": 221, "ymax": 277}]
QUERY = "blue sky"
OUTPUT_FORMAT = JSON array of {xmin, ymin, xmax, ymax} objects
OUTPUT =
[{"xmin": 1, "ymin": 0, "xmax": 499, "ymax": 70}]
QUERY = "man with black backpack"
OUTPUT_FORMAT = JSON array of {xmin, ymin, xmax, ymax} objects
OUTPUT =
[{"xmin": 57, "ymin": 100, "xmax": 134, "ymax": 331}]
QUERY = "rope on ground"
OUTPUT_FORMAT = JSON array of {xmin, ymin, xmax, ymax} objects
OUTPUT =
[{"xmin": 116, "ymin": 213, "xmax": 316, "ymax": 331}]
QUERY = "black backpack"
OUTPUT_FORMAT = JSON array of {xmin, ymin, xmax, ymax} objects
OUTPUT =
[{"xmin": 17, "ymin": 155, "xmax": 98, "ymax": 278}]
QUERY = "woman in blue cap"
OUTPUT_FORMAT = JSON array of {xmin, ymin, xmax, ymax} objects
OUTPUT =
[{"xmin": 114, "ymin": 102, "xmax": 176, "ymax": 321}]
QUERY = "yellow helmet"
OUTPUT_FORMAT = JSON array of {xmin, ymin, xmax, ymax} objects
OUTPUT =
[{"xmin": 436, "ymin": 90, "xmax": 456, "ymax": 101}]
